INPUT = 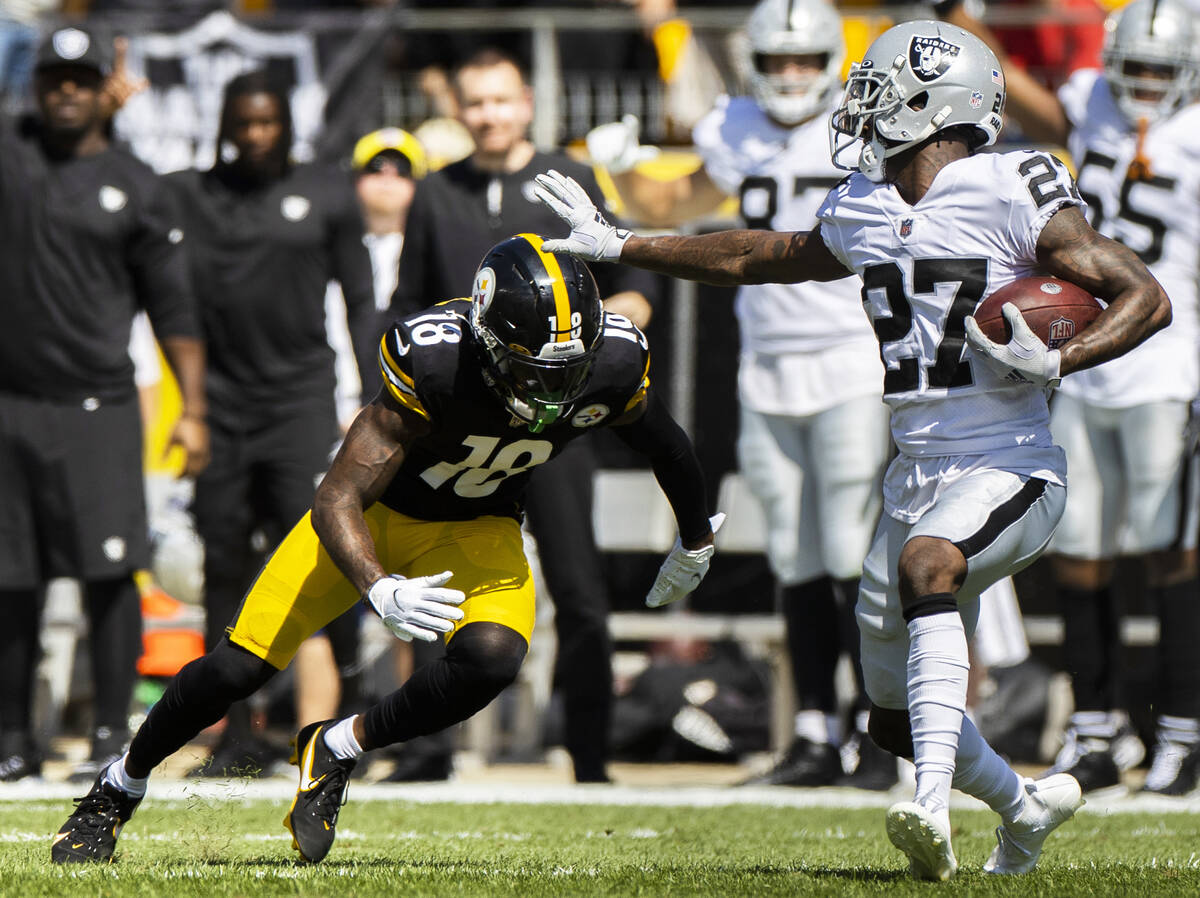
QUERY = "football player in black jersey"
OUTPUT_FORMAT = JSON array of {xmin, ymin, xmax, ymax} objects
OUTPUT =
[{"xmin": 51, "ymin": 235, "xmax": 721, "ymax": 865}]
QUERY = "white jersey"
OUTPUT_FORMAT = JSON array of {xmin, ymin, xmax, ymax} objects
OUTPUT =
[
  {"xmin": 817, "ymin": 150, "xmax": 1080, "ymax": 470},
  {"xmin": 693, "ymin": 95, "xmax": 881, "ymax": 414},
  {"xmin": 1057, "ymin": 69, "xmax": 1200, "ymax": 407}
]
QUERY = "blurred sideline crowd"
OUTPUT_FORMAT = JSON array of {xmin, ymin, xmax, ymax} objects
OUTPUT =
[{"xmin": 1, "ymin": 0, "xmax": 1198, "ymax": 799}]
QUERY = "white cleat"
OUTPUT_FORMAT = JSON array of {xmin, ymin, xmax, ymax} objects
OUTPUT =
[
  {"xmin": 885, "ymin": 800, "xmax": 957, "ymax": 881},
  {"xmin": 984, "ymin": 773, "xmax": 1084, "ymax": 875}
]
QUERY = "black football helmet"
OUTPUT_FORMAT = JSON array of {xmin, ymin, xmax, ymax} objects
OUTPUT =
[{"xmin": 470, "ymin": 234, "xmax": 604, "ymax": 432}]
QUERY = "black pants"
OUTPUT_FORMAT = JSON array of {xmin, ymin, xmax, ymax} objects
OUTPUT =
[{"xmin": 191, "ymin": 400, "xmax": 343, "ymax": 746}]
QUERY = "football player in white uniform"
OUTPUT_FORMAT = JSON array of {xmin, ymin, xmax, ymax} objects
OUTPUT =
[
  {"xmin": 535, "ymin": 20, "xmax": 1170, "ymax": 880},
  {"xmin": 944, "ymin": 0, "xmax": 1200, "ymax": 797},
  {"xmin": 588, "ymin": 0, "xmax": 893, "ymax": 789}
]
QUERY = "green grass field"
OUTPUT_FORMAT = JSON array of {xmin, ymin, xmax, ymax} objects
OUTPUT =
[{"xmin": 3, "ymin": 784, "xmax": 1199, "ymax": 897}]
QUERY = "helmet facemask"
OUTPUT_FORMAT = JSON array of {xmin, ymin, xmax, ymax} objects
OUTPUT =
[
  {"xmin": 733, "ymin": 0, "xmax": 846, "ymax": 126},
  {"xmin": 830, "ymin": 22, "xmax": 1005, "ymax": 182},
  {"xmin": 1102, "ymin": 0, "xmax": 1199, "ymax": 126},
  {"xmin": 469, "ymin": 238, "xmax": 604, "ymax": 434}
]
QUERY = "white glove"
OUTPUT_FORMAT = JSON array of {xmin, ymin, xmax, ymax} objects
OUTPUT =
[
  {"xmin": 364, "ymin": 571, "xmax": 466, "ymax": 642},
  {"xmin": 533, "ymin": 169, "xmax": 632, "ymax": 262},
  {"xmin": 965, "ymin": 302, "xmax": 1063, "ymax": 389},
  {"xmin": 585, "ymin": 114, "xmax": 660, "ymax": 174},
  {"xmin": 645, "ymin": 513, "xmax": 726, "ymax": 608}
]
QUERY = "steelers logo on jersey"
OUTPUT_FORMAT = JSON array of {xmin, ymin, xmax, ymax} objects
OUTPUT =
[
  {"xmin": 281, "ymin": 195, "xmax": 311, "ymax": 222},
  {"xmin": 572, "ymin": 404, "xmax": 610, "ymax": 427}
]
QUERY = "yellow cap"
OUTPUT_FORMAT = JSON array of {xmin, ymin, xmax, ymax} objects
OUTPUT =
[{"xmin": 351, "ymin": 127, "xmax": 428, "ymax": 178}]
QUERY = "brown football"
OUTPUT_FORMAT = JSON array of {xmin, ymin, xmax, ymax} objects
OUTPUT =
[{"xmin": 973, "ymin": 277, "xmax": 1103, "ymax": 350}]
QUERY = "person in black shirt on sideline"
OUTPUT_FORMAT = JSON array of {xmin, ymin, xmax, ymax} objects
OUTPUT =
[
  {"xmin": 165, "ymin": 69, "xmax": 377, "ymax": 777},
  {"xmin": 392, "ymin": 48, "xmax": 656, "ymax": 783},
  {"xmin": 0, "ymin": 26, "xmax": 208, "ymax": 782}
]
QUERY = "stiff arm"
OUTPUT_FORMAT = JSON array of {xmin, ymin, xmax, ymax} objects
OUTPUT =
[{"xmin": 534, "ymin": 169, "xmax": 851, "ymax": 286}]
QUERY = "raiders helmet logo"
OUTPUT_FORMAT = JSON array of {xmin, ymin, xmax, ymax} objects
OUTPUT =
[{"xmin": 909, "ymin": 35, "xmax": 961, "ymax": 83}]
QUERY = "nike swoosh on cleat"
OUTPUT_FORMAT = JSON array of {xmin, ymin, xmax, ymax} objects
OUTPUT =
[{"xmin": 52, "ymin": 832, "xmax": 69, "ymax": 845}]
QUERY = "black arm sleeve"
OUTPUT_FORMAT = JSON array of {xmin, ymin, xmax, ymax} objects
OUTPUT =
[{"xmin": 609, "ymin": 390, "xmax": 710, "ymax": 545}]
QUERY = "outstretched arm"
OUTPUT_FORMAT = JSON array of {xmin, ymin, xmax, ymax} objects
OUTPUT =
[
  {"xmin": 1036, "ymin": 205, "xmax": 1171, "ymax": 375},
  {"xmin": 534, "ymin": 169, "xmax": 851, "ymax": 286}
]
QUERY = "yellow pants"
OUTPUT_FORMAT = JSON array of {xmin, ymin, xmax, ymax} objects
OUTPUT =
[{"xmin": 228, "ymin": 505, "xmax": 535, "ymax": 669}]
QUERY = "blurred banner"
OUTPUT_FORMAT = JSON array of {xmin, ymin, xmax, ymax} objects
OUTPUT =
[{"xmin": 112, "ymin": 9, "xmax": 388, "ymax": 172}]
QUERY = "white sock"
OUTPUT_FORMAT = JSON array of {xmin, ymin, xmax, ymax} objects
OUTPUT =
[
  {"xmin": 795, "ymin": 710, "xmax": 830, "ymax": 745},
  {"xmin": 323, "ymin": 715, "xmax": 363, "ymax": 760},
  {"xmin": 907, "ymin": 611, "xmax": 969, "ymax": 810},
  {"xmin": 103, "ymin": 753, "xmax": 148, "ymax": 798},
  {"xmin": 953, "ymin": 716, "xmax": 1024, "ymax": 823}
]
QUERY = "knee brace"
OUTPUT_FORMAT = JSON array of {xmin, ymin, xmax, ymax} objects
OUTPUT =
[{"xmin": 867, "ymin": 704, "xmax": 914, "ymax": 759}]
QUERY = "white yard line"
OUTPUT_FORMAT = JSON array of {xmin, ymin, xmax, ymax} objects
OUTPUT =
[{"xmin": 2, "ymin": 779, "xmax": 1196, "ymax": 815}]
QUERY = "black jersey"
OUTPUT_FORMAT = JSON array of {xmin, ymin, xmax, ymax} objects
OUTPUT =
[
  {"xmin": 376, "ymin": 299, "xmax": 650, "ymax": 521},
  {"xmin": 165, "ymin": 162, "xmax": 375, "ymax": 421},
  {"xmin": 0, "ymin": 118, "xmax": 198, "ymax": 402},
  {"xmin": 392, "ymin": 151, "xmax": 655, "ymax": 315}
]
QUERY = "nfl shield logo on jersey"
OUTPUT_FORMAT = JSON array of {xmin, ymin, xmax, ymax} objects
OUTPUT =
[
  {"xmin": 899, "ymin": 218, "xmax": 913, "ymax": 238},
  {"xmin": 1047, "ymin": 316, "xmax": 1076, "ymax": 349},
  {"xmin": 909, "ymin": 35, "xmax": 960, "ymax": 82}
]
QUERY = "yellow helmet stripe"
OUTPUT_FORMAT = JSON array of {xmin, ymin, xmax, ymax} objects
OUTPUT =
[{"xmin": 517, "ymin": 233, "xmax": 571, "ymax": 343}]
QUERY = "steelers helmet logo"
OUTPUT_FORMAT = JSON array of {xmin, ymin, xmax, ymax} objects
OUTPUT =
[
  {"xmin": 571, "ymin": 404, "xmax": 610, "ymax": 427},
  {"xmin": 473, "ymin": 266, "xmax": 497, "ymax": 314}
]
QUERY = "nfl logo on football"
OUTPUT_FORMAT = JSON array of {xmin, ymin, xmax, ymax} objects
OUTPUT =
[{"xmin": 1047, "ymin": 316, "xmax": 1075, "ymax": 349}]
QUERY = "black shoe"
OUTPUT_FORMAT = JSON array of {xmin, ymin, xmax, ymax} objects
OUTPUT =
[
  {"xmin": 1049, "ymin": 747, "xmax": 1121, "ymax": 793},
  {"xmin": 0, "ymin": 750, "xmax": 41, "ymax": 782},
  {"xmin": 838, "ymin": 731, "xmax": 899, "ymax": 791},
  {"xmin": 283, "ymin": 720, "xmax": 357, "ymax": 863},
  {"xmin": 742, "ymin": 738, "xmax": 842, "ymax": 787},
  {"xmin": 381, "ymin": 751, "xmax": 452, "ymax": 783},
  {"xmin": 1142, "ymin": 740, "xmax": 1200, "ymax": 796},
  {"xmin": 50, "ymin": 772, "xmax": 142, "ymax": 863},
  {"xmin": 187, "ymin": 733, "xmax": 284, "ymax": 779},
  {"xmin": 69, "ymin": 726, "xmax": 129, "ymax": 785}
]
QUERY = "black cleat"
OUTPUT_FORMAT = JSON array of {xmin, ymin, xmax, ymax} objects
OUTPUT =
[
  {"xmin": 838, "ymin": 730, "xmax": 900, "ymax": 792},
  {"xmin": 741, "ymin": 738, "xmax": 842, "ymax": 787},
  {"xmin": 381, "ymin": 750, "xmax": 453, "ymax": 783},
  {"xmin": 1142, "ymin": 740, "xmax": 1200, "ymax": 796},
  {"xmin": 50, "ymin": 772, "xmax": 141, "ymax": 863},
  {"xmin": 0, "ymin": 750, "xmax": 41, "ymax": 783},
  {"xmin": 187, "ymin": 733, "xmax": 284, "ymax": 779},
  {"xmin": 283, "ymin": 720, "xmax": 357, "ymax": 863},
  {"xmin": 1049, "ymin": 746, "xmax": 1121, "ymax": 793}
]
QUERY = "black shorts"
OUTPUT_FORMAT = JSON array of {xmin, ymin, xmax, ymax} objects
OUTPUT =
[{"xmin": 0, "ymin": 390, "xmax": 148, "ymax": 587}]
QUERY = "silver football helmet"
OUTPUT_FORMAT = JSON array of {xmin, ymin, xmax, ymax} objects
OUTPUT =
[
  {"xmin": 732, "ymin": 0, "xmax": 846, "ymax": 126},
  {"xmin": 1102, "ymin": 0, "xmax": 1200, "ymax": 125},
  {"xmin": 830, "ymin": 20, "xmax": 1005, "ymax": 182}
]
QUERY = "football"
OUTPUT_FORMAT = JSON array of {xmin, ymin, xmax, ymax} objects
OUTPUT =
[{"xmin": 973, "ymin": 277, "xmax": 1103, "ymax": 350}]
